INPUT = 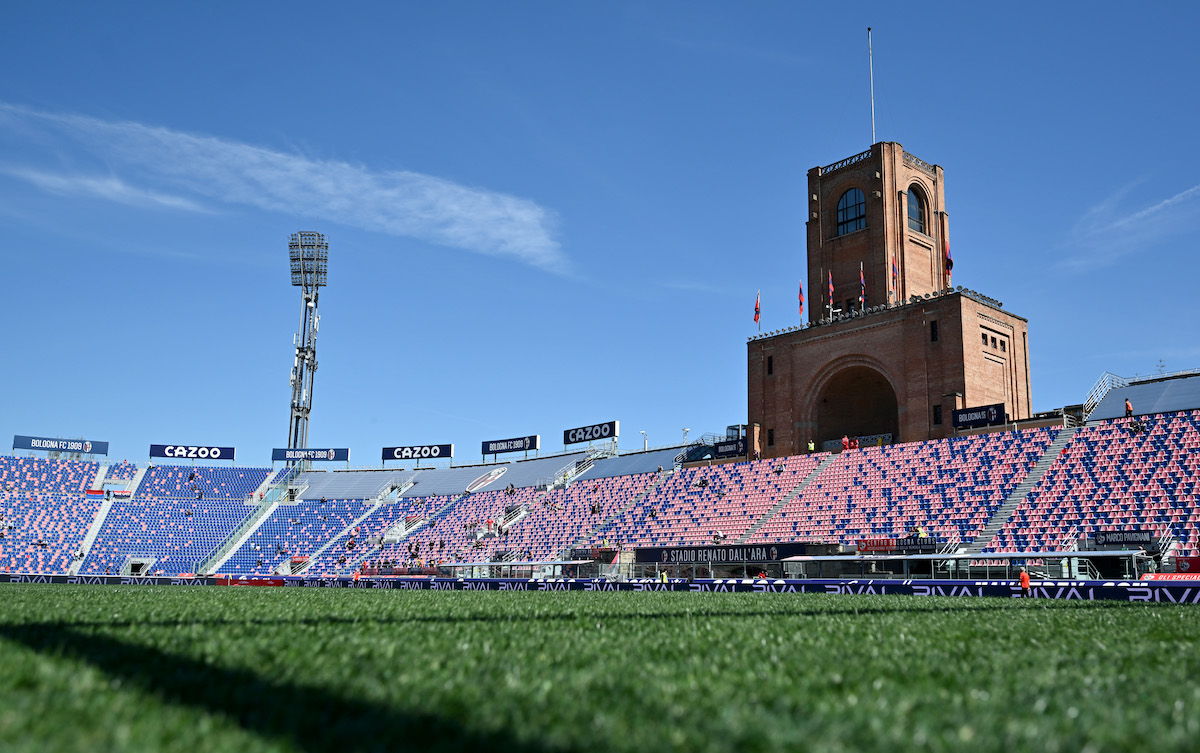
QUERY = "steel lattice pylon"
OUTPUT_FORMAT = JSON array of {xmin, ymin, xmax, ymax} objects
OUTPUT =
[{"xmin": 287, "ymin": 231, "xmax": 328, "ymax": 456}]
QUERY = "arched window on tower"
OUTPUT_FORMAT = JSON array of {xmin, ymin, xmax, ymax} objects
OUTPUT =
[
  {"xmin": 907, "ymin": 186, "xmax": 927, "ymax": 234},
  {"xmin": 836, "ymin": 188, "xmax": 866, "ymax": 236}
]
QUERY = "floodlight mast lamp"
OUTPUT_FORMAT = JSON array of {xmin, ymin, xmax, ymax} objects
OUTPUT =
[{"xmin": 287, "ymin": 231, "xmax": 328, "ymax": 457}]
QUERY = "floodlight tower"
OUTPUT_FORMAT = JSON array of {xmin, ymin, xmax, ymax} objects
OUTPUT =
[{"xmin": 287, "ymin": 231, "xmax": 328, "ymax": 453}]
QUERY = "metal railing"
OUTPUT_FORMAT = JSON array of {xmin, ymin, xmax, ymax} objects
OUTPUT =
[
  {"xmin": 537, "ymin": 445, "xmax": 614, "ymax": 490},
  {"xmin": 195, "ymin": 502, "xmax": 272, "ymax": 574},
  {"xmin": 822, "ymin": 147, "xmax": 874, "ymax": 174},
  {"xmin": 1082, "ymin": 372, "xmax": 1128, "ymax": 419},
  {"xmin": 902, "ymin": 151, "xmax": 936, "ymax": 176}
]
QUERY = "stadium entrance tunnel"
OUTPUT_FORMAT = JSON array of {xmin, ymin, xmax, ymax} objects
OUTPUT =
[{"xmin": 817, "ymin": 366, "xmax": 898, "ymax": 446}]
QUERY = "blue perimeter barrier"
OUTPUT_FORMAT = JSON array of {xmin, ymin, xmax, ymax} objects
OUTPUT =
[{"xmin": 4, "ymin": 574, "xmax": 1200, "ymax": 603}]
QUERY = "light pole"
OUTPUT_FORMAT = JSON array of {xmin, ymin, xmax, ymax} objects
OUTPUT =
[
  {"xmin": 682, "ymin": 428, "xmax": 690, "ymax": 444},
  {"xmin": 287, "ymin": 231, "xmax": 328, "ymax": 457},
  {"xmin": 640, "ymin": 431, "xmax": 648, "ymax": 451}
]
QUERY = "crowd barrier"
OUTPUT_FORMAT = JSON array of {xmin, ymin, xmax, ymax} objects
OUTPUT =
[{"xmin": 4, "ymin": 574, "xmax": 1200, "ymax": 603}]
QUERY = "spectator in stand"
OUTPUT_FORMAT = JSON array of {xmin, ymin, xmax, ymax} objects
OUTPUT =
[
  {"xmin": 842, "ymin": 435, "xmax": 850, "ymax": 451},
  {"xmin": 807, "ymin": 439, "xmax": 815, "ymax": 453},
  {"xmin": 1125, "ymin": 398, "xmax": 1134, "ymax": 418}
]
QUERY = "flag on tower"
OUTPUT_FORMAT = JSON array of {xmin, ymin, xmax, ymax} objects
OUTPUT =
[
  {"xmin": 828, "ymin": 271, "xmax": 834, "ymax": 303},
  {"xmin": 754, "ymin": 290, "xmax": 760, "ymax": 325},
  {"xmin": 798, "ymin": 280, "xmax": 805, "ymax": 318},
  {"xmin": 859, "ymin": 263, "xmax": 866, "ymax": 308},
  {"xmin": 945, "ymin": 238, "xmax": 953, "ymax": 283},
  {"xmin": 891, "ymin": 255, "xmax": 898, "ymax": 294}
]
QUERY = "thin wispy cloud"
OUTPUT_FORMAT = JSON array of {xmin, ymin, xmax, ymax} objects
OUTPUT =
[
  {"xmin": 0, "ymin": 103, "xmax": 568, "ymax": 274},
  {"xmin": 0, "ymin": 167, "xmax": 209, "ymax": 212},
  {"xmin": 1058, "ymin": 181, "xmax": 1200, "ymax": 272}
]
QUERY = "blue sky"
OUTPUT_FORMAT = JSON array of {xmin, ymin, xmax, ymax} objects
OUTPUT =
[{"xmin": 2, "ymin": 2, "xmax": 1198, "ymax": 467}]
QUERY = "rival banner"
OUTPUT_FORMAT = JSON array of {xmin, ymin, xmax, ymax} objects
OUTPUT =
[
  {"xmin": 563, "ymin": 420, "xmax": 619, "ymax": 445},
  {"xmin": 953, "ymin": 403, "xmax": 1007, "ymax": 430},
  {"xmin": 13, "ymin": 435, "xmax": 109, "ymax": 456},
  {"xmin": 481, "ymin": 435, "xmax": 540, "ymax": 455},
  {"xmin": 271, "ymin": 448, "xmax": 350, "ymax": 462},
  {"xmin": 382, "ymin": 444, "xmax": 453, "ymax": 461},
  {"xmin": 149, "ymin": 444, "xmax": 235, "ymax": 460}
]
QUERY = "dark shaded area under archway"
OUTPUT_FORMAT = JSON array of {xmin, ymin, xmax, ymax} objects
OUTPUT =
[{"xmin": 817, "ymin": 366, "xmax": 899, "ymax": 445}]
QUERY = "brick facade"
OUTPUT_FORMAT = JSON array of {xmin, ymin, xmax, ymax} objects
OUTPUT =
[{"xmin": 747, "ymin": 143, "xmax": 1032, "ymax": 458}]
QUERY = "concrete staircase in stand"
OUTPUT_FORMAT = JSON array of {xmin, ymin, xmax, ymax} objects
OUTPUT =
[
  {"xmin": 734, "ymin": 454, "xmax": 839, "ymax": 544},
  {"xmin": 963, "ymin": 427, "xmax": 1078, "ymax": 554}
]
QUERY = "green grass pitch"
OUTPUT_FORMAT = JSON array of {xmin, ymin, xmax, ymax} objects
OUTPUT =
[{"xmin": 1, "ymin": 585, "xmax": 1198, "ymax": 752}]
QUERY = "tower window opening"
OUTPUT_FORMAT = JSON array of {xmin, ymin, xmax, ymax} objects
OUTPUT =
[
  {"xmin": 907, "ymin": 186, "xmax": 927, "ymax": 234},
  {"xmin": 930, "ymin": 320, "xmax": 939, "ymax": 342},
  {"xmin": 836, "ymin": 188, "xmax": 866, "ymax": 236}
]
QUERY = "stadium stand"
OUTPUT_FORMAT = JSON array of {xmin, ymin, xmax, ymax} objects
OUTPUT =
[
  {"xmin": 381, "ymin": 487, "xmax": 543, "ymax": 566},
  {"xmin": 0, "ymin": 456, "xmax": 99, "ymax": 574},
  {"xmin": 303, "ymin": 493, "xmax": 460, "ymax": 574},
  {"xmin": 79, "ymin": 465, "xmax": 270, "ymax": 575},
  {"xmin": 986, "ymin": 411, "xmax": 1200, "ymax": 555},
  {"xmin": 745, "ymin": 427, "xmax": 1060, "ymax": 547},
  {"xmin": 584, "ymin": 455, "xmax": 827, "ymax": 549},
  {"xmin": 504, "ymin": 472, "xmax": 659, "ymax": 560},
  {"xmin": 103, "ymin": 460, "xmax": 140, "ymax": 483},
  {"xmin": 222, "ymin": 497, "xmax": 372, "ymax": 575},
  {"xmin": 4, "ymin": 404, "xmax": 1199, "ymax": 575}
]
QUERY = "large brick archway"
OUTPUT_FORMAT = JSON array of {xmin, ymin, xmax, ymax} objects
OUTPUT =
[{"xmin": 806, "ymin": 356, "xmax": 900, "ymax": 447}]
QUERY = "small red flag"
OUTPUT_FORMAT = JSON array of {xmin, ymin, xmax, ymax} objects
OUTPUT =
[
  {"xmin": 945, "ymin": 238, "xmax": 953, "ymax": 283},
  {"xmin": 798, "ymin": 281, "xmax": 805, "ymax": 318},
  {"xmin": 754, "ymin": 291, "xmax": 760, "ymax": 324}
]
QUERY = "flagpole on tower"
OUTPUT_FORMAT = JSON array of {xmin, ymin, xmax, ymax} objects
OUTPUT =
[
  {"xmin": 860, "ymin": 261, "xmax": 866, "ymax": 312},
  {"xmin": 868, "ymin": 27, "xmax": 876, "ymax": 146}
]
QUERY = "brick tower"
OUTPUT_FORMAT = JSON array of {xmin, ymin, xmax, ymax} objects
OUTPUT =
[{"xmin": 747, "ymin": 142, "xmax": 1032, "ymax": 457}]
